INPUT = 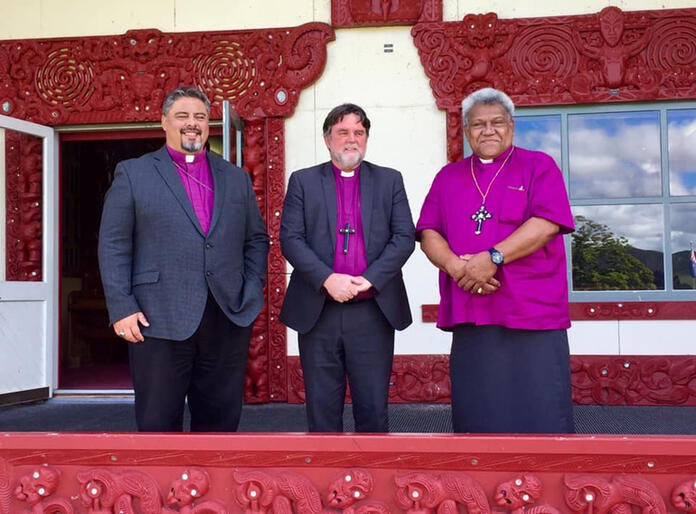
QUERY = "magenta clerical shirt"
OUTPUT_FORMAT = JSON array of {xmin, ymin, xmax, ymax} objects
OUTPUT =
[
  {"xmin": 416, "ymin": 146, "xmax": 574, "ymax": 331},
  {"xmin": 166, "ymin": 146, "xmax": 214, "ymax": 235},
  {"xmin": 332, "ymin": 164, "xmax": 372, "ymax": 298}
]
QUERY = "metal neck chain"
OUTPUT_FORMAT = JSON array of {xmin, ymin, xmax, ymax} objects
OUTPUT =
[{"xmin": 173, "ymin": 161, "xmax": 213, "ymax": 192}]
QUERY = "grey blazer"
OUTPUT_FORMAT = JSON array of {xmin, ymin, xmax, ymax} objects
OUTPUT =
[
  {"xmin": 279, "ymin": 160, "xmax": 415, "ymax": 334},
  {"xmin": 98, "ymin": 146, "xmax": 269, "ymax": 340}
]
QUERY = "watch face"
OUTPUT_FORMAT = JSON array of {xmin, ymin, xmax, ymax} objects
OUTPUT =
[{"xmin": 490, "ymin": 250, "xmax": 503, "ymax": 265}]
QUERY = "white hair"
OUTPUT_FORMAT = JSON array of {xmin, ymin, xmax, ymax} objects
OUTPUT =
[{"xmin": 461, "ymin": 88, "xmax": 515, "ymax": 126}]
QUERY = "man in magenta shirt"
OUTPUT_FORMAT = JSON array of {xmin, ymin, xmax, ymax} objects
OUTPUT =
[
  {"xmin": 280, "ymin": 104, "xmax": 415, "ymax": 432},
  {"xmin": 99, "ymin": 87, "xmax": 269, "ymax": 431},
  {"xmin": 417, "ymin": 88, "xmax": 575, "ymax": 433}
]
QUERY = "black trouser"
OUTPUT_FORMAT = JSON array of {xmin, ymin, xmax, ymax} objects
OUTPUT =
[
  {"xmin": 299, "ymin": 299, "xmax": 394, "ymax": 432},
  {"xmin": 450, "ymin": 324, "xmax": 574, "ymax": 434},
  {"xmin": 128, "ymin": 293, "xmax": 252, "ymax": 432}
]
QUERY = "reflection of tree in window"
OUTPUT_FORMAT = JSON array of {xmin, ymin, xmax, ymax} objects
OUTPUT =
[{"xmin": 572, "ymin": 215, "xmax": 658, "ymax": 291}]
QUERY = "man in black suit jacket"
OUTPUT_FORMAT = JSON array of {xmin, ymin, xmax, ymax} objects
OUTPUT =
[
  {"xmin": 280, "ymin": 104, "xmax": 415, "ymax": 432},
  {"xmin": 98, "ymin": 87, "xmax": 269, "ymax": 432}
]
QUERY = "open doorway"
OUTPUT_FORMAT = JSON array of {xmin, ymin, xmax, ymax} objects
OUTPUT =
[
  {"xmin": 60, "ymin": 132, "xmax": 162, "ymax": 390},
  {"xmin": 59, "ymin": 130, "xmax": 228, "ymax": 390}
]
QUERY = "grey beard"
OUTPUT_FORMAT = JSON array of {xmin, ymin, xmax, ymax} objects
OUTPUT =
[
  {"xmin": 181, "ymin": 138, "xmax": 203, "ymax": 153},
  {"xmin": 332, "ymin": 148, "xmax": 363, "ymax": 170}
]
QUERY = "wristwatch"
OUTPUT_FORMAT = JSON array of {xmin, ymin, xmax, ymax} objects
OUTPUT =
[{"xmin": 488, "ymin": 247, "xmax": 504, "ymax": 266}]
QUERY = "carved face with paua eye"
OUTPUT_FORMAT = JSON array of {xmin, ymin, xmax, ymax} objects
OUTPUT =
[
  {"xmin": 463, "ymin": 13, "xmax": 498, "ymax": 49},
  {"xmin": 167, "ymin": 468, "xmax": 210, "ymax": 507},
  {"xmin": 493, "ymin": 475, "xmax": 543, "ymax": 510},
  {"xmin": 326, "ymin": 469, "xmax": 374, "ymax": 508},
  {"xmin": 15, "ymin": 467, "xmax": 60, "ymax": 506}
]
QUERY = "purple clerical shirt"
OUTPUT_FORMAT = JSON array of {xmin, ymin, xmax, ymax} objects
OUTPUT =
[
  {"xmin": 166, "ymin": 146, "xmax": 214, "ymax": 235},
  {"xmin": 332, "ymin": 164, "xmax": 372, "ymax": 298},
  {"xmin": 416, "ymin": 146, "xmax": 574, "ymax": 330}
]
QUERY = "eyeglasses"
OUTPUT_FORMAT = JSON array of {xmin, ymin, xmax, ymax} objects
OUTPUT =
[{"xmin": 468, "ymin": 119, "xmax": 510, "ymax": 132}]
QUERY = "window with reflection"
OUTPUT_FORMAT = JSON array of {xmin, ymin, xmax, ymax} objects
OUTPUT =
[
  {"xmin": 513, "ymin": 103, "xmax": 696, "ymax": 298},
  {"xmin": 568, "ymin": 111, "xmax": 661, "ymax": 200}
]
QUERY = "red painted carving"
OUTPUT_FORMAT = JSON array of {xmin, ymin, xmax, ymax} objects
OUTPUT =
[
  {"xmin": 332, "ymin": 0, "xmax": 442, "ymax": 28},
  {"xmin": 426, "ymin": 301, "xmax": 696, "ymax": 322},
  {"xmin": 266, "ymin": 117, "xmax": 289, "ymax": 402},
  {"xmin": 291, "ymin": 354, "xmax": 696, "ymax": 406},
  {"xmin": 14, "ymin": 466, "xmax": 73, "ymax": 513},
  {"xmin": 564, "ymin": 474, "xmax": 667, "ymax": 514},
  {"xmin": 3, "ymin": 433, "xmax": 696, "ymax": 512},
  {"xmin": 494, "ymin": 475, "xmax": 559, "ymax": 514},
  {"xmin": 571, "ymin": 355, "xmax": 696, "ymax": 406},
  {"xmin": 5, "ymin": 131, "xmax": 42, "ymax": 281},
  {"xmin": 0, "ymin": 458, "xmax": 10, "ymax": 514},
  {"xmin": 412, "ymin": 7, "xmax": 696, "ymax": 162},
  {"xmin": 1, "ymin": 23, "xmax": 333, "ymax": 400},
  {"xmin": 394, "ymin": 471, "xmax": 489, "ymax": 512},
  {"xmin": 77, "ymin": 468, "xmax": 163, "ymax": 513},
  {"xmin": 0, "ymin": 24, "xmax": 334, "ymax": 124},
  {"xmin": 233, "ymin": 469, "xmax": 323, "ymax": 513},
  {"xmin": 163, "ymin": 468, "xmax": 226, "ymax": 513},
  {"xmin": 389, "ymin": 355, "xmax": 450, "ymax": 402},
  {"xmin": 671, "ymin": 477, "xmax": 696, "ymax": 513}
]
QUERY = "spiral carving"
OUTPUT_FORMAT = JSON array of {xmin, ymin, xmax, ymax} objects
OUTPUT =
[
  {"xmin": 645, "ymin": 19, "xmax": 696, "ymax": 70},
  {"xmin": 193, "ymin": 40, "xmax": 256, "ymax": 103},
  {"xmin": 510, "ymin": 25, "xmax": 577, "ymax": 80},
  {"xmin": 35, "ymin": 47, "xmax": 94, "ymax": 109}
]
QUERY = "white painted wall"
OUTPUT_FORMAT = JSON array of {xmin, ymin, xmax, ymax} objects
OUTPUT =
[{"xmin": 2, "ymin": 0, "xmax": 695, "ymax": 359}]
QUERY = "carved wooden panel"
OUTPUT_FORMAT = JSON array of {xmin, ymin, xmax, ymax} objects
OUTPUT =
[
  {"xmin": 5, "ymin": 131, "xmax": 42, "ymax": 281},
  {"xmin": 424, "ymin": 301, "xmax": 696, "ymax": 322},
  {"xmin": 289, "ymin": 354, "xmax": 696, "ymax": 406},
  {"xmin": 0, "ymin": 24, "xmax": 333, "ymax": 124},
  {"xmin": 332, "ymin": 0, "xmax": 442, "ymax": 27},
  {"xmin": 2, "ymin": 434, "xmax": 696, "ymax": 513},
  {"xmin": 0, "ymin": 23, "xmax": 334, "ymax": 401},
  {"xmin": 411, "ymin": 6, "xmax": 696, "ymax": 161}
]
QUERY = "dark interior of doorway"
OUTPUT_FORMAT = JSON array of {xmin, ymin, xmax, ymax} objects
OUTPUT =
[{"xmin": 60, "ymin": 135, "xmax": 163, "ymax": 390}]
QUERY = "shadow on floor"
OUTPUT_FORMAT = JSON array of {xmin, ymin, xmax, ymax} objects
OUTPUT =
[{"xmin": 1, "ymin": 399, "xmax": 696, "ymax": 434}]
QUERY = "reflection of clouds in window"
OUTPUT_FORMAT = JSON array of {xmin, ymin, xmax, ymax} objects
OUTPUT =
[
  {"xmin": 670, "ymin": 203, "xmax": 696, "ymax": 252},
  {"xmin": 513, "ymin": 116, "xmax": 561, "ymax": 167},
  {"xmin": 569, "ymin": 112, "xmax": 661, "ymax": 199},
  {"xmin": 572, "ymin": 204, "xmax": 663, "ymax": 252},
  {"xmin": 668, "ymin": 110, "xmax": 696, "ymax": 196}
]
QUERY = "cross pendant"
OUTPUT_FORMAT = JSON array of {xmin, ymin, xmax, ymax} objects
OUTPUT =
[
  {"xmin": 471, "ymin": 205, "xmax": 492, "ymax": 235},
  {"xmin": 339, "ymin": 222, "xmax": 356, "ymax": 254}
]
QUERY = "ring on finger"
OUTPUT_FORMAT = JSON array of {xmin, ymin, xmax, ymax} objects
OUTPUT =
[
  {"xmin": 118, "ymin": 331, "xmax": 126, "ymax": 337},
  {"xmin": 476, "ymin": 287, "xmax": 483, "ymax": 294}
]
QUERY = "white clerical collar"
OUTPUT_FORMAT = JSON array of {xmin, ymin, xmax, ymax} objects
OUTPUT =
[
  {"xmin": 479, "ymin": 157, "xmax": 493, "ymax": 164},
  {"xmin": 185, "ymin": 154, "xmax": 195, "ymax": 163},
  {"xmin": 340, "ymin": 170, "xmax": 355, "ymax": 178}
]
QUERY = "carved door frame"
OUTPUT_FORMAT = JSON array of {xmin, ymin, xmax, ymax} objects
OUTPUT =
[{"xmin": 0, "ymin": 23, "xmax": 335, "ymax": 402}]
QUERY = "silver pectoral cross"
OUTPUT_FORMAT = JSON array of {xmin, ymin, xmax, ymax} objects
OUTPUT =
[{"xmin": 471, "ymin": 205, "xmax": 492, "ymax": 235}]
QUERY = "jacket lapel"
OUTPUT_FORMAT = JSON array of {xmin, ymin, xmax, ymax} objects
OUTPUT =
[
  {"xmin": 207, "ymin": 152, "xmax": 225, "ymax": 236},
  {"xmin": 152, "ymin": 146, "xmax": 205, "ymax": 237},
  {"xmin": 321, "ymin": 163, "xmax": 337, "ymax": 251},
  {"xmin": 360, "ymin": 161, "xmax": 373, "ymax": 251}
]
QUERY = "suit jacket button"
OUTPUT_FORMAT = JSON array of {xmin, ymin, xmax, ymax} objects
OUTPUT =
[
  {"xmin": 205, "ymin": 243, "xmax": 213, "ymax": 249},
  {"xmin": 206, "ymin": 271, "xmax": 212, "ymax": 276}
]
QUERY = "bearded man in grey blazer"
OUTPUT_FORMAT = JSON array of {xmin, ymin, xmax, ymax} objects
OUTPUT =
[
  {"xmin": 280, "ymin": 104, "xmax": 415, "ymax": 432},
  {"xmin": 98, "ymin": 86, "xmax": 269, "ymax": 432}
]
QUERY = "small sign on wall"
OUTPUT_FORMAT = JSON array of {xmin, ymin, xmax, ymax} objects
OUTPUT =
[{"xmin": 332, "ymin": 0, "xmax": 442, "ymax": 28}]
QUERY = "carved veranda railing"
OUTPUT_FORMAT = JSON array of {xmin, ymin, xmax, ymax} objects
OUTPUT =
[{"xmin": 2, "ymin": 432, "xmax": 696, "ymax": 513}]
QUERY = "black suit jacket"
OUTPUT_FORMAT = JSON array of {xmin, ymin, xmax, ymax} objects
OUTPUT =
[
  {"xmin": 279, "ymin": 160, "xmax": 415, "ymax": 334},
  {"xmin": 98, "ymin": 146, "xmax": 269, "ymax": 340}
]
